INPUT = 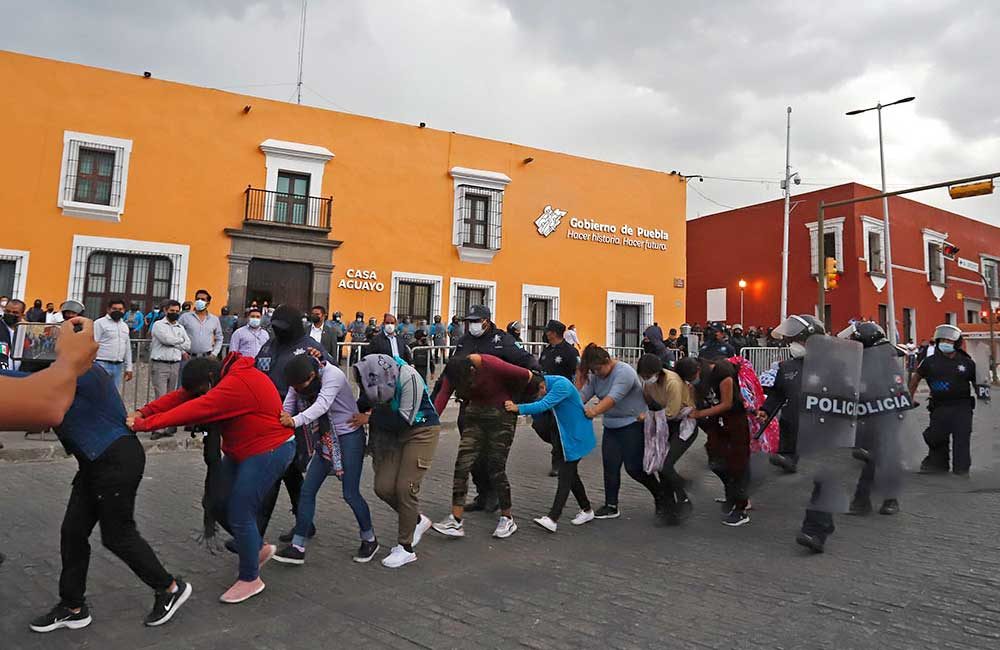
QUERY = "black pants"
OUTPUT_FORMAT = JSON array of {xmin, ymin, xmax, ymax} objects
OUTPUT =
[
  {"xmin": 702, "ymin": 412, "xmax": 751, "ymax": 511},
  {"xmin": 923, "ymin": 400, "xmax": 974, "ymax": 473},
  {"xmin": 777, "ymin": 418, "xmax": 798, "ymax": 460},
  {"xmin": 802, "ymin": 481, "xmax": 835, "ymax": 541},
  {"xmin": 59, "ymin": 436, "xmax": 173, "ymax": 609},
  {"xmin": 548, "ymin": 430, "xmax": 590, "ymax": 520},
  {"xmin": 602, "ymin": 421, "xmax": 661, "ymax": 506},
  {"xmin": 660, "ymin": 422, "xmax": 697, "ymax": 509},
  {"xmin": 532, "ymin": 412, "xmax": 563, "ymax": 470}
]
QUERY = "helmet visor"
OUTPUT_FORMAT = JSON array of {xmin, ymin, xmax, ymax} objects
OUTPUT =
[{"xmin": 932, "ymin": 324, "xmax": 962, "ymax": 342}]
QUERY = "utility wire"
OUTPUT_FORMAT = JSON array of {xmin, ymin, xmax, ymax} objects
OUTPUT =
[{"xmin": 688, "ymin": 184, "xmax": 738, "ymax": 210}]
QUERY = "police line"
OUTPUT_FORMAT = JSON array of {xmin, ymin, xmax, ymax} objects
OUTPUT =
[{"xmin": 803, "ymin": 393, "xmax": 914, "ymax": 418}]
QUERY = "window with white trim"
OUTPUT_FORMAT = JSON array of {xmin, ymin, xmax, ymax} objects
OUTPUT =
[
  {"xmin": 67, "ymin": 235, "xmax": 189, "ymax": 309},
  {"xmin": 922, "ymin": 228, "xmax": 948, "ymax": 285},
  {"xmin": 965, "ymin": 299, "xmax": 982, "ymax": 324},
  {"xmin": 450, "ymin": 167, "xmax": 511, "ymax": 264},
  {"xmin": 521, "ymin": 284, "xmax": 560, "ymax": 343},
  {"xmin": 0, "ymin": 249, "xmax": 30, "ymax": 299},
  {"xmin": 57, "ymin": 131, "xmax": 133, "ymax": 222},
  {"xmin": 390, "ymin": 272, "xmax": 443, "ymax": 323},
  {"xmin": 982, "ymin": 257, "xmax": 999, "ymax": 298},
  {"xmin": 606, "ymin": 292, "xmax": 653, "ymax": 349},
  {"xmin": 861, "ymin": 216, "xmax": 885, "ymax": 274},
  {"xmin": 806, "ymin": 217, "xmax": 844, "ymax": 274},
  {"xmin": 449, "ymin": 277, "xmax": 497, "ymax": 320}
]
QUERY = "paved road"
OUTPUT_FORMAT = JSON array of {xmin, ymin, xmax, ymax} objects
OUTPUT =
[{"xmin": 2, "ymin": 402, "xmax": 998, "ymax": 650}]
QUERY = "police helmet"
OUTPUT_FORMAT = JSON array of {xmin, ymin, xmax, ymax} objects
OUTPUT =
[
  {"xmin": 932, "ymin": 324, "xmax": 962, "ymax": 342},
  {"xmin": 772, "ymin": 314, "xmax": 825, "ymax": 341},
  {"xmin": 506, "ymin": 320, "xmax": 522, "ymax": 335},
  {"xmin": 837, "ymin": 321, "xmax": 885, "ymax": 348},
  {"xmin": 59, "ymin": 299, "xmax": 85, "ymax": 317}
]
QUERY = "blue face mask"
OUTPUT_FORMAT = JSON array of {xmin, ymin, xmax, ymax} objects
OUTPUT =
[
  {"xmin": 937, "ymin": 342, "xmax": 955, "ymax": 354},
  {"xmin": 690, "ymin": 378, "xmax": 701, "ymax": 387}
]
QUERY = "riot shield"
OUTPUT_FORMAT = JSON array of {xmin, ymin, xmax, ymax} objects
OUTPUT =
[
  {"xmin": 969, "ymin": 341, "xmax": 992, "ymax": 402},
  {"xmin": 857, "ymin": 342, "xmax": 912, "ymax": 500},
  {"xmin": 798, "ymin": 335, "xmax": 863, "ymax": 455}
]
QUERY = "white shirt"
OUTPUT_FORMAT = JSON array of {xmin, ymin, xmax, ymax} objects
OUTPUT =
[
  {"xmin": 565, "ymin": 328, "xmax": 580, "ymax": 346},
  {"xmin": 310, "ymin": 325, "xmax": 323, "ymax": 343},
  {"xmin": 93, "ymin": 314, "xmax": 133, "ymax": 371},
  {"xmin": 389, "ymin": 335, "xmax": 400, "ymax": 357},
  {"xmin": 45, "ymin": 312, "xmax": 64, "ymax": 324},
  {"xmin": 3, "ymin": 323, "xmax": 18, "ymax": 371}
]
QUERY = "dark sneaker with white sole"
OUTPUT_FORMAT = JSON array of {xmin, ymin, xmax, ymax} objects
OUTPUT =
[
  {"xmin": 722, "ymin": 510, "xmax": 750, "ymax": 527},
  {"xmin": 273, "ymin": 545, "xmax": 306, "ymax": 565},
  {"xmin": 145, "ymin": 578, "xmax": 193, "ymax": 627},
  {"xmin": 29, "ymin": 605, "xmax": 92, "ymax": 633},
  {"xmin": 594, "ymin": 505, "xmax": 620, "ymax": 519},
  {"xmin": 354, "ymin": 539, "xmax": 379, "ymax": 563},
  {"xmin": 879, "ymin": 499, "xmax": 900, "ymax": 515}
]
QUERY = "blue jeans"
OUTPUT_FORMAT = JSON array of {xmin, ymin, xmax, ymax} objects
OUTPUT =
[
  {"xmin": 214, "ymin": 439, "xmax": 295, "ymax": 581},
  {"xmin": 293, "ymin": 428, "xmax": 373, "ymax": 547},
  {"xmin": 95, "ymin": 360, "xmax": 124, "ymax": 392},
  {"xmin": 602, "ymin": 421, "xmax": 661, "ymax": 507}
]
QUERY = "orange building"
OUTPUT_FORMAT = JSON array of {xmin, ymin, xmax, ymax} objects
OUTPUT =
[{"xmin": 0, "ymin": 51, "xmax": 687, "ymax": 346}]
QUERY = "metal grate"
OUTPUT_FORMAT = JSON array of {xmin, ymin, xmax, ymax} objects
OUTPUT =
[
  {"xmin": 455, "ymin": 185, "xmax": 503, "ymax": 250},
  {"xmin": 245, "ymin": 187, "xmax": 332, "ymax": 230},
  {"xmin": 64, "ymin": 140, "xmax": 125, "ymax": 206},
  {"xmin": 69, "ymin": 246, "xmax": 183, "ymax": 313}
]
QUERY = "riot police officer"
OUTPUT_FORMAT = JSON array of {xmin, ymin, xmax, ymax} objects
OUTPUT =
[
  {"xmin": 839, "ymin": 321, "xmax": 902, "ymax": 516},
  {"xmin": 908, "ymin": 324, "xmax": 976, "ymax": 475},
  {"xmin": 698, "ymin": 324, "xmax": 735, "ymax": 361}
]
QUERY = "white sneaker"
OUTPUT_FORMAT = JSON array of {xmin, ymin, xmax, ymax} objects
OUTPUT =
[
  {"xmin": 432, "ymin": 514, "xmax": 465, "ymax": 538},
  {"xmin": 493, "ymin": 516, "xmax": 518, "ymax": 539},
  {"xmin": 533, "ymin": 516, "xmax": 557, "ymax": 533},
  {"xmin": 571, "ymin": 509, "xmax": 595, "ymax": 526},
  {"xmin": 413, "ymin": 514, "xmax": 432, "ymax": 547},
  {"xmin": 381, "ymin": 545, "xmax": 417, "ymax": 569}
]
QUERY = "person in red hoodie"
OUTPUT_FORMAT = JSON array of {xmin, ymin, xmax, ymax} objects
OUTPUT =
[{"xmin": 129, "ymin": 353, "xmax": 294, "ymax": 605}]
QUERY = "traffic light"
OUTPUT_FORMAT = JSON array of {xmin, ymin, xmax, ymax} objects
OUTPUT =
[
  {"xmin": 942, "ymin": 242, "xmax": 960, "ymax": 260},
  {"xmin": 825, "ymin": 256, "xmax": 839, "ymax": 290}
]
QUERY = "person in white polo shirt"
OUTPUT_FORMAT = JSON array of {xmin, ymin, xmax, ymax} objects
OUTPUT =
[
  {"xmin": 93, "ymin": 298, "xmax": 133, "ymax": 391},
  {"xmin": 149, "ymin": 300, "xmax": 191, "ymax": 440}
]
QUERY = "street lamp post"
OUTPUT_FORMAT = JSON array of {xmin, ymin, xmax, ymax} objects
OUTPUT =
[
  {"xmin": 846, "ymin": 96, "xmax": 915, "ymax": 346},
  {"xmin": 739, "ymin": 279, "xmax": 747, "ymax": 326}
]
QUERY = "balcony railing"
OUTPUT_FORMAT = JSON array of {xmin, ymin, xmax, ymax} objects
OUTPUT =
[{"xmin": 244, "ymin": 186, "xmax": 332, "ymax": 230}]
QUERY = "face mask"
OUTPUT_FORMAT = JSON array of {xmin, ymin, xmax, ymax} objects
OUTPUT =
[
  {"xmin": 166, "ymin": 312, "xmax": 180, "ymax": 322},
  {"xmin": 334, "ymin": 316, "xmax": 341, "ymax": 322},
  {"xmin": 643, "ymin": 375, "xmax": 659, "ymax": 385},
  {"xmin": 194, "ymin": 299, "xmax": 208, "ymax": 312},
  {"xmin": 2, "ymin": 313, "xmax": 17, "ymax": 327},
  {"xmin": 690, "ymin": 378, "xmax": 701, "ymax": 387},
  {"xmin": 310, "ymin": 315, "xmax": 323, "ymax": 324},
  {"xmin": 789, "ymin": 342, "xmax": 807, "ymax": 358},
  {"xmin": 109, "ymin": 310, "xmax": 124, "ymax": 321},
  {"xmin": 154, "ymin": 308, "xmax": 160, "ymax": 312},
  {"xmin": 469, "ymin": 322, "xmax": 485, "ymax": 337},
  {"xmin": 383, "ymin": 323, "xmax": 396, "ymax": 335},
  {"xmin": 249, "ymin": 317, "xmax": 262, "ymax": 328},
  {"xmin": 356, "ymin": 317, "xmax": 363, "ymax": 322},
  {"xmin": 937, "ymin": 342, "xmax": 955, "ymax": 354}
]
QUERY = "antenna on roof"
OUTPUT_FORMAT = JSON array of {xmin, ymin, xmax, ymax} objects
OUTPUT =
[{"xmin": 295, "ymin": 0, "xmax": 308, "ymax": 105}]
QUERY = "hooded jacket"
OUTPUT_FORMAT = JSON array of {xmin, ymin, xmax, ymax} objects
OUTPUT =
[
  {"xmin": 133, "ymin": 353, "xmax": 291, "ymax": 462},
  {"xmin": 516, "ymin": 375, "xmax": 596, "ymax": 462}
]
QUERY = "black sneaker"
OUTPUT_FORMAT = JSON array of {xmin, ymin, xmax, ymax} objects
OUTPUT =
[
  {"xmin": 150, "ymin": 431, "xmax": 175, "ymax": 441},
  {"xmin": 769, "ymin": 454, "xmax": 798, "ymax": 473},
  {"xmin": 354, "ymin": 539, "xmax": 379, "ymax": 563},
  {"xmin": 722, "ymin": 510, "xmax": 750, "ymax": 527},
  {"xmin": 796, "ymin": 532, "xmax": 825, "ymax": 554},
  {"xmin": 273, "ymin": 545, "xmax": 306, "ymax": 565},
  {"xmin": 919, "ymin": 459, "xmax": 948, "ymax": 474},
  {"xmin": 278, "ymin": 523, "xmax": 316, "ymax": 544},
  {"xmin": 676, "ymin": 497, "xmax": 693, "ymax": 521},
  {"xmin": 548, "ymin": 467, "xmax": 559, "ymax": 477},
  {"xmin": 594, "ymin": 505, "xmax": 620, "ymax": 519},
  {"xmin": 465, "ymin": 497, "xmax": 487, "ymax": 512},
  {"xmin": 145, "ymin": 578, "xmax": 192, "ymax": 627},
  {"xmin": 847, "ymin": 497, "xmax": 872, "ymax": 516},
  {"xmin": 30, "ymin": 604, "xmax": 92, "ymax": 633},
  {"xmin": 879, "ymin": 499, "xmax": 900, "ymax": 515},
  {"xmin": 851, "ymin": 447, "xmax": 871, "ymax": 463}
]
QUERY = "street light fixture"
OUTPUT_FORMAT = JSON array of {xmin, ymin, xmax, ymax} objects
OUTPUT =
[
  {"xmin": 845, "ymin": 95, "xmax": 916, "ymax": 345},
  {"xmin": 738, "ymin": 279, "xmax": 747, "ymax": 325}
]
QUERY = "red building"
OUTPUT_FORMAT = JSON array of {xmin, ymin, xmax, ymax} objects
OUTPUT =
[{"xmin": 686, "ymin": 183, "xmax": 1000, "ymax": 343}]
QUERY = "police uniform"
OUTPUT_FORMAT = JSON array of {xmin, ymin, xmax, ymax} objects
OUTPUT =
[
  {"xmin": 916, "ymin": 351, "xmax": 976, "ymax": 474},
  {"xmin": 698, "ymin": 338, "xmax": 735, "ymax": 361},
  {"xmin": 761, "ymin": 356, "xmax": 804, "ymax": 463}
]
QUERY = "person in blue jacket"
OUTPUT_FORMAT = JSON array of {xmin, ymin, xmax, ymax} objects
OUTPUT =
[{"xmin": 505, "ymin": 374, "xmax": 597, "ymax": 533}]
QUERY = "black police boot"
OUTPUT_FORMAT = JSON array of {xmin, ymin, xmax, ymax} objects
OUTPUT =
[
  {"xmin": 879, "ymin": 499, "xmax": 900, "ymax": 515},
  {"xmin": 796, "ymin": 532, "xmax": 825, "ymax": 554},
  {"xmin": 847, "ymin": 496, "xmax": 873, "ymax": 516},
  {"xmin": 919, "ymin": 457, "xmax": 949, "ymax": 474},
  {"xmin": 769, "ymin": 454, "xmax": 798, "ymax": 473}
]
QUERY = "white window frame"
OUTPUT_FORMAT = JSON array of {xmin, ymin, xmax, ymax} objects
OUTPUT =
[
  {"xmin": 450, "ymin": 167, "xmax": 511, "ymax": 264},
  {"xmin": 390, "ymin": 271, "xmax": 443, "ymax": 321},
  {"xmin": 57, "ymin": 130, "xmax": 133, "ymax": 222},
  {"xmin": 449, "ymin": 277, "xmax": 497, "ymax": 320},
  {"xmin": 981, "ymin": 255, "xmax": 999, "ymax": 299},
  {"xmin": 805, "ymin": 217, "xmax": 845, "ymax": 273},
  {"xmin": 521, "ymin": 284, "xmax": 560, "ymax": 340},
  {"xmin": 964, "ymin": 299, "xmax": 982, "ymax": 325},
  {"xmin": 922, "ymin": 228, "xmax": 948, "ymax": 286},
  {"xmin": 0, "ymin": 248, "xmax": 30, "ymax": 299},
  {"xmin": 260, "ymin": 139, "xmax": 334, "ymax": 196},
  {"xmin": 860, "ymin": 215, "xmax": 886, "ymax": 275},
  {"xmin": 66, "ymin": 235, "xmax": 190, "ymax": 305},
  {"xmin": 945, "ymin": 312, "xmax": 958, "ymax": 327},
  {"xmin": 606, "ymin": 291, "xmax": 654, "ymax": 348}
]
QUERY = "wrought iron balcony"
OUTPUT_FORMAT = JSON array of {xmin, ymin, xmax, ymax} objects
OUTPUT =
[{"xmin": 244, "ymin": 186, "xmax": 332, "ymax": 231}]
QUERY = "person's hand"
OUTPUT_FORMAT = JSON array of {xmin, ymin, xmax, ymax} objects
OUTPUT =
[
  {"xmin": 125, "ymin": 414, "xmax": 136, "ymax": 430},
  {"xmin": 182, "ymin": 352, "xmax": 190, "ymax": 361},
  {"xmin": 307, "ymin": 348, "xmax": 323, "ymax": 361},
  {"xmin": 637, "ymin": 411, "xmax": 646, "ymax": 422},
  {"xmin": 54, "ymin": 317, "xmax": 98, "ymax": 376},
  {"xmin": 124, "ymin": 370, "xmax": 134, "ymax": 382},
  {"xmin": 690, "ymin": 409, "xmax": 704, "ymax": 420},
  {"xmin": 584, "ymin": 406, "xmax": 596, "ymax": 419},
  {"xmin": 503, "ymin": 400, "xmax": 519, "ymax": 414},
  {"xmin": 348, "ymin": 412, "xmax": 370, "ymax": 428},
  {"xmin": 280, "ymin": 412, "xmax": 296, "ymax": 428}
]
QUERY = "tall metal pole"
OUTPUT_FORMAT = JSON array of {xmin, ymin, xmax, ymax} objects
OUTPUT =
[
  {"xmin": 817, "ymin": 202, "xmax": 825, "ymax": 324},
  {"xmin": 295, "ymin": 0, "xmax": 308, "ymax": 105},
  {"xmin": 740, "ymin": 286, "xmax": 745, "ymax": 325},
  {"xmin": 780, "ymin": 106, "xmax": 792, "ymax": 321},
  {"xmin": 877, "ymin": 106, "xmax": 898, "ymax": 345}
]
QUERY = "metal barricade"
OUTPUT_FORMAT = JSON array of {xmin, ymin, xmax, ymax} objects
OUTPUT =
[
  {"xmin": 122, "ymin": 339, "xmax": 230, "ymax": 412},
  {"xmin": 606, "ymin": 346, "xmax": 645, "ymax": 366},
  {"xmin": 740, "ymin": 346, "xmax": 791, "ymax": 374},
  {"xmin": 336, "ymin": 341, "xmax": 370, "ymax": 368},
  {"xmin": 520, "ymin": 341, "xmax": 546, "ymax": 357},
  {"xmin": 408, "ymin": 345, "xmax": 456, "ymax": 383}
]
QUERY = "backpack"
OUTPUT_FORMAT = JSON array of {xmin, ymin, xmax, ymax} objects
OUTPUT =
[{"xmin": 728, "ymin": 356, "xmax": 779, "ymax": 453}]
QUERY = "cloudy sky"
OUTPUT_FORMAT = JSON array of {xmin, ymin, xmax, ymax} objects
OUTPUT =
[{"xmin": 4, "ymin": 0, "xmax": 999, "ymax": 221}]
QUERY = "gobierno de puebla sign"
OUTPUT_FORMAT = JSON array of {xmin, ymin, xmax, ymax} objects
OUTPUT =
[{"xmin": 534, "ymin": 205, "xmax": 669, "ymax": 252}]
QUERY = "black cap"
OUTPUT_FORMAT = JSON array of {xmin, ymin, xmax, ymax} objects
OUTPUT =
[
  {"xmin": 464, "ymin": 304, "xmax": 491, "ymax": 321},
  {"xmin": 544, "ymin": 319, "xmax": 566, "ymax": 335},
  {"xmin": 270, "ymin": 305, "xmax": 303, "ymax": 330}
]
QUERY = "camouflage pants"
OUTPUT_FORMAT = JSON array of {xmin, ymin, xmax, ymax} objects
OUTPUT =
[{"xmin": 452, "ymin": 405, "xmax": 517, "ymax": 511}]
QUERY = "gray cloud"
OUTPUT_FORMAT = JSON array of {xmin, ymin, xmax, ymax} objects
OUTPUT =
[{"xmin": 2, "ymin": 0, "xmax": 998, "ymax": 221}]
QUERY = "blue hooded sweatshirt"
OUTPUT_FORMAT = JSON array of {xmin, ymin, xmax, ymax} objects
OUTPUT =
[{"xmin": 516, "ymin": 374, "xmax": 596, "ymax": 462}]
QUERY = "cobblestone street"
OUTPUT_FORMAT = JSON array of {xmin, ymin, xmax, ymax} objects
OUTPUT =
[{"xmin": 2, "ymin": 401, "xmax": 998, "ymax": 650}]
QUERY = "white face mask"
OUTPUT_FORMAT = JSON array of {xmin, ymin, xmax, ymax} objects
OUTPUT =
[
  {"xmin": 248, "ymin": 317, "xmax": 261, "ymax": 328},
  {"xmin": 789, "ymin": 341, "xmax": 807, "ymax": 358},
  {"xmin": 383, "ymin": 323, "xmax": 396, "ymax": 335},
  {"xmin": 194, "ymin": 299, "xmax": 208, "ymax": 312},
  {"xmin": 643, "ymin": 375, "xmax": 659, "ymax": 385},
  {"xmin": 468, "ymin": 322, "xmax": 485, "ymax": 337}
]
